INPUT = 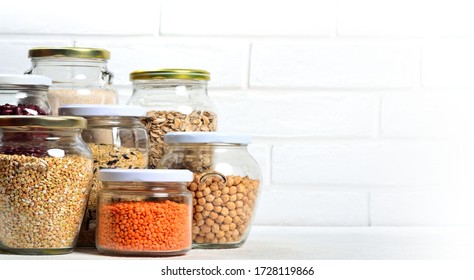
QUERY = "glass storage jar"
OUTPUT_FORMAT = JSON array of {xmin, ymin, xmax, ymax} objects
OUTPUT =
[
  {"xmin": 96, "ymin": 169, "xmax": 193, "ymax": 256},
  {"xmin": 0, "ymin": 74, "xmax": 52, "ymax": 115},
  {"xmin": 0, "ymin": 116, "xmax": 93, "ymax": 255},
  {"xmin": 58, "ymin": 105, "xmax": 149, "ymax": 247},
  {"xmin": 160, "ymin": 132, "xmax": 262, "ymax": 249},
  {"xmin": 127, "ymin": 68, "xmax": 218, "ymax": 169},
  {"xmin": 25, "ymin": 47, "xmax": 118, "ymax": 115}
]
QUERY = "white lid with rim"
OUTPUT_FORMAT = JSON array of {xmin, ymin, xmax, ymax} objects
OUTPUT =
[
  {"xmin": 164, "ymin": 132, "xmax": 252, "ymax": 144},
  {"xmin": 98, "ymin": 169, "xmax": 193, "ymax": 182},
  {"xmin": 58, "ymin": 105, "xmax": 147, "ymax": 117},
  {"xmin": 0, "ymin": 74, "xmax": 52, "ymax": 86}
]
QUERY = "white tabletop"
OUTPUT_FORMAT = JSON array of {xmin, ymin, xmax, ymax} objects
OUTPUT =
[{"xmin": 2, "ymin": 226, "xmax": 473, "ymax": 260}]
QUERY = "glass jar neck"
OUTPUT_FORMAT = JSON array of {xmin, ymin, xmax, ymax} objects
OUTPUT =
[
  {"xmin": 85, "ymin": 116, "xmax": 144, "ymax": 128},
  {"xmin": 0, "ymin": 85, "xmax": 49, "ymax": 92},
  {"xmin": 102, "ymin": 181, "xmax": 189, "ymax": 192},
  {"xmin": 26, "ymin": 58, "xmax": 112, "ymax": 86}
]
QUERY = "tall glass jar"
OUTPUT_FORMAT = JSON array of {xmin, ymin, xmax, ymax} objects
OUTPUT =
[
  {"xmin": 0, "ymin": 74, "xmax": 52, "ymax": 115},
  {"xmin": 25, "ymin": 47, "xmax": 118, "ymax": 115},
  {"xmin": 58, "ymin": 105, "xmax": 149, "ymax": 247},
  {"xmin": 96, "ymin": 169, "xmax": 193, "ymax": 256},
  {"xmin": 160, "ymin": 132, "xmax": 262, "ymax": 249},
  {"xmin": 0, "ymin": 116, "xmax": 93, "ymax": 255},
  {"xmin": 127, "ymin": 69, "xmax": 218, "ymax": 169}
]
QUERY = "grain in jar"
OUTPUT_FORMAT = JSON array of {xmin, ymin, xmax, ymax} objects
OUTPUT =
[
  {"xmin": 25, "ymin": 47, "xmax": 118, "ymax": 115},
  {"xmin": 0, "ymin": 116, "xmax": 93, "ymax": 255},
  {"xmin": 58, "ymin": 105, "xmax": 149, "ymax": 247},
  {"xmin": 127, "ymin": 69, "xmax": 218, "ymax": 168},
  {"xmin": 96, "ymin": 169, "xmax": 193, "ymax": 256},
  {"xmin": 160, "ymin": 132, "xmax": 261, "ymax": 249}
]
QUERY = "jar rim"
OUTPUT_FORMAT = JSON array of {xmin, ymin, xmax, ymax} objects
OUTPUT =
[
  {"xmin": 58, "ymin": 105, "xmax": 147, "ymax": 117},
  {"xmin": 0, "ymin": 116, "xmax": 87, "ymax": 129},
  {"xmin": 130, "ymin": 68, "xmax": 210, "ymax": 81},
  {"xmin": 164, "ymin": 132, "xmax": 251, "ymax": 145},
  {"xmin": 98, "ymin": 169, "xmax": 193, "ymax": 183},
  {"xmin": 0, "ymin": 74, "xmax": 52, "ymax": 87},
  {"xmin": 28, "ymin": 47, "xmax": 110, "ymax": 60}
]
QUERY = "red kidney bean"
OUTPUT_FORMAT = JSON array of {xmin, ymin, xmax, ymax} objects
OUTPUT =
[{"xmin": 0, "ymin": 103, "xmax": 48, "ymax": 115}]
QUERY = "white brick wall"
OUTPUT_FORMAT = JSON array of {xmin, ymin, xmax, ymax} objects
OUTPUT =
[{"xmin": 0, "ymin": 0, "xmax": 472, "ymax": 227}]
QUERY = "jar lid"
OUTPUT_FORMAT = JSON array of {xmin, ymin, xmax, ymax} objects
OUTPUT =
[
  {"xmin": 0, "ymin": 116, "xmax": 87, "ymax": 129},
  {"xmin": 130, "ymin": 68, "xmax": 210, "ymax": 81},
  {"xmin": 58, "ymin": 105, "xmax": 147, "ymax": 117},
  {"xmin": 28, "ymin": 47, "xmax": 110, "ymax": 60},
  {"xmin": 0, "ymin": 74, "xmax": 52, "ymax": 86},
  {"xmin": 98, "ymin": 169, "xmax": 193, "ymax": 182},
  {"xmin": 164, "ymin": 132, "xmax": 252, "ymax": 145}
]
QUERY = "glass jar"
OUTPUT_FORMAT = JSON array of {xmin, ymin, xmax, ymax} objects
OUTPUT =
[
  {"xmin": 160, "ymin": 132, "xmax": 262, "ymax": 249},
  {"xmin": 0, "ymin": 74, "xmax": 52, "ymax": 115},
  {"xmin": 96, "ymin": 169, "xmax": 193, "ymax": 256},
  {"xmin": 127, "ymin": 69, "xmax": 218, "ymax": 169},
  {"xmin": 0, "ymin": 116, "xmax": 93, "ymax": 255},
  {"xmin": 25, "ymin": 47, "xmax": 118, "ymax": 115},
  {"xmin": 58, "ymin": 105, "xmax": 149, "ymax": 247}
]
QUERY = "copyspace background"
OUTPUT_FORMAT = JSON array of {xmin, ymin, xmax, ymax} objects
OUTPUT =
[{"xmin": 1, "ymin": 0, "xmax": 473, "ymax": 228}]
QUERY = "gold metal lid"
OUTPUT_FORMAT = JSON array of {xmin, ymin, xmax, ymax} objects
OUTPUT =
[
  {"xmin": 130, "ymin": 69, "xmax": 210, "ymax": 81},
  {"xmin": 0, "ymin": 116, "xmax": 87, "ymax": 129},
  {"xmin": 28, "ymin": 47, "xmax": 110, "ymax": 60}
]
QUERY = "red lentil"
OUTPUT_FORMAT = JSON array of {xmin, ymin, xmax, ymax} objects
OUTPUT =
[{"xmin": 97, "ymin": 200, "xmax": 191, "ymax": 253}]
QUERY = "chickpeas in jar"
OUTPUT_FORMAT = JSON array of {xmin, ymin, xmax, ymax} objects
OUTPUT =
[{"xmin": 160, "ymin": 132, "xmax": 262, "ymax": 249}]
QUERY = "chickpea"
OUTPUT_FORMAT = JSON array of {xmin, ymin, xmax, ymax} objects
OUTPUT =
[
  {"xmin": 189, "ymin": 182, "xmax": 198, "ymax": 191},
  {"xmin": 213, "ymin": 205, "xmax": 222, "ymax": 213},
  {"xmin": 205, "ymin": 218, "xmax": 214, "ymax": 226},
  {"xmin": 226, "ymin": 202, "xmax": 236, "ymax": 210},
  {"xmin": 197, "ymin": 197, "xmax": 206, "ymax": 205},
  {"xmin": 205, "ymin": 194, "xmax": 215, "ymax": 202},
  {"xmin": 212, "ymin": 224, "xmax": 220, "ymax": 233},
  {"xmin": 204, "ymin": 202, "xmax": 213, "ymax": 211},
  {"xmin": 215, "ymin": 215, "xmax": 225, "ymax": 224},
  {"xmin": 209, "ymin": 212, "xmax": 218, "ymax": 220}
]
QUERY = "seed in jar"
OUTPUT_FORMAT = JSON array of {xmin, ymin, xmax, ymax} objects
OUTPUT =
[
  {"xmin": 47, "ymin": 89, "xmax": 117, "ymax": 115},
  {"xmin": 0, "ymin": 103, "xmax": 48, "ymax": 115},
  {"xmin": 0, "ymin": 154, "xmax": 93, "ymax": 250},
  {"xmin": 188, "ymin": 174, "xmax": 260, "ymax": 246},
  {"xmin": 97, "ymin": 200, "xmax": 190, "ymax": 252},
  {"xmin": 142, "ymin": 110, "xmax": 217, "ymax": 169},
  {"xmin": 77, "ymin": 143, "xmax": 147, "ymax": 247}
]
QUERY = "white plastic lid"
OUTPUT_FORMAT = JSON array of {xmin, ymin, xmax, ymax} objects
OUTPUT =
[
  {"xmin": 164, "ymin": 132, "xmax": 252, "ymax": 144},
  {"xmin": 97, "ymin": 169, "xmax": 193, "ymax": 182},
  {"xmin": 58, "ymin": 105, "xmax": 147, "ymax": 117},
  {"xmin": 0, "ymin": 74, "xmax": 52, "ymax": 86}
]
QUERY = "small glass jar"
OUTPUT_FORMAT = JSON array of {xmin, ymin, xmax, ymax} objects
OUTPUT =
[
  {"xmin": 25, "ymin": 47, "xmax": 118, "ymax": 115},
  {"xmin": 0, "ymin": 116, "xmax": 93, "ymax": 255},
  {"xmin": 0, "ymin": 74, "xmax": 52, "ymax": 115},
  {"xmin": 96, "ymin": 169, "xmax": 193, "ymax": 256},
  {"xmin": 58, "ymin": 105, "xmax": 150, "ymax": 247},
  {"xmin": 160, "ymin": 132, "xmax": 262, "ymax": 249},
  {"xmin": 127, "ymin": 69, "xmax": 218, "ymax": 169}
]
